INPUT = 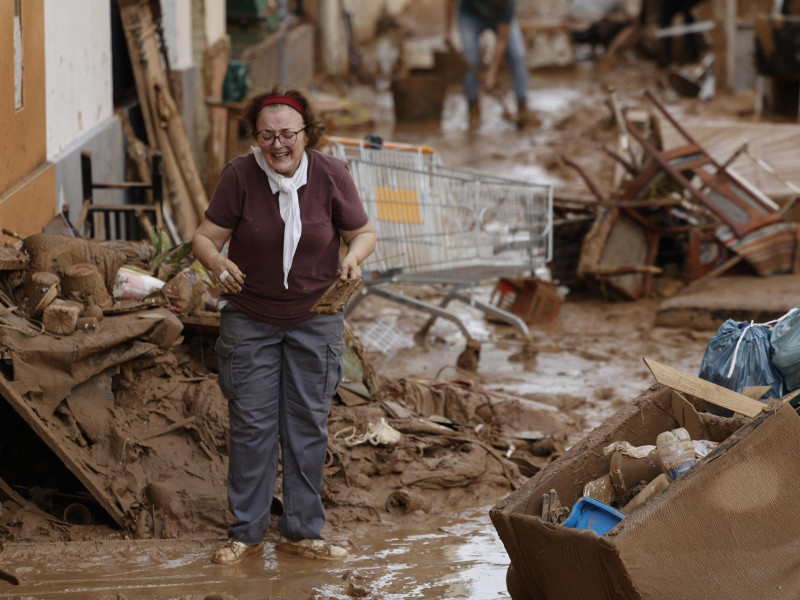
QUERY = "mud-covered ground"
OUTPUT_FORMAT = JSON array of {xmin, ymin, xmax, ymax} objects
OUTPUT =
[{"xmin": 0, "ymin": 4, "xmax": 782, "ymax": 598}]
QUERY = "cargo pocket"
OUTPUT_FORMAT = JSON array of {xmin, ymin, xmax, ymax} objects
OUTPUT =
[
  {"xmin": 323, "ymin": 339, "xmax": 344, "ymax": 398},
  {"xmin": 214, "ymin": 337, "xmax": 238, "ymax": 399}
]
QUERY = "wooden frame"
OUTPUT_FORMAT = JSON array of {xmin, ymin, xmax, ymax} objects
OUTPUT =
[{"xmin": 76, "ymin": 150, "xmax": 163, "ymax": 242}]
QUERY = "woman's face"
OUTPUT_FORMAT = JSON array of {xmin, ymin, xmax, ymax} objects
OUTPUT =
[{"xmin": 255, "ymin": 105, "xmax": 307, "ymax": 177}]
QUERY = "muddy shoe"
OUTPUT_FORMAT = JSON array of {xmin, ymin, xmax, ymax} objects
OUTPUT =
[
  {"xmin": 517, "ymin": 100, "xmax": 541, "ymax": 130},
  {"xmin": 468, "ymin": 101, "xmax": 480, "ymax": 130},
  {"xmin": 275, "ymin": 537, "xmax": 349, "ymax": 560},
  {"xmin": 211, "ymin": 539, "xmax": 264, "ymax": 565}
]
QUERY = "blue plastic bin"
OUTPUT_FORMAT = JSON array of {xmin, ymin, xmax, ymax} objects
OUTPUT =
[{"xmin": 562, "ymin": 496, "xmax": 625, "ymax": 535}]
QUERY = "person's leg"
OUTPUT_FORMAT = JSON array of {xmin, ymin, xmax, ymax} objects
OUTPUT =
[
  {"xmin": 658, "ymin": 2, "xmax": 679, "ymax": 66},
  {"xmin": 680, "ymin": 0, "xmax": 699, "ymax": 62},
  {"xmin": 505, "ymin": 18, "xmax": 529, "ymax": 104},
  {"xmin": 217, "ymin": 305, "xmax": 283, "ymax": 546},
  {"xmin": 277, "ymin": 312, "xmax": 344, "ymax": 542},
  {"xmin": 458, "ymin": 8, "xmax": 486, "ymax": 127}
]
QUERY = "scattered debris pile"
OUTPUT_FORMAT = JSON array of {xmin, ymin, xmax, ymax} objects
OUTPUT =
[
  {"xmin": 557, "ymin": 89, "xmax": 800, "ymax": 301},
  {"xmin": 491, "ymin": 358, "xmax": 800, "ymax": 599},
  {"xmin": 0, "ymin": 232, "xmax": 575, "ymax": 543}
]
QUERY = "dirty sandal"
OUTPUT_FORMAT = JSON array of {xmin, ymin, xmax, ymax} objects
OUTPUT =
[
  {"xmin": 275, "ymin": 537, "xmax": 348, "ymax": 560},
  {"xmin": 211, "ymin": 539, "xmax": 264, "ymax": 564}
]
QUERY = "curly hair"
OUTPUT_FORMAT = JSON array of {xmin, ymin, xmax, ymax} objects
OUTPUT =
[{"xmin": 239, "ymin": 83, "xmax": 325, "ymax": 149}]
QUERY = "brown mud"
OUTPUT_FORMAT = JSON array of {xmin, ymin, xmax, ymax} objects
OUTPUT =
[{"xmin": 0, "ymin": 9, "xmax": 780, "ymax": 600}]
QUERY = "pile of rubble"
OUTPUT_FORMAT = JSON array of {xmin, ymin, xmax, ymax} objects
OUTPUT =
[{"xmin": 0, "ymin": 231, "xmax": 577, "ymax": 544}]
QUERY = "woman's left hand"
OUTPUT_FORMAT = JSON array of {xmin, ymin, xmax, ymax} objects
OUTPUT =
[
  {"xmin": 340, "ymin": 253, "xmax": 360, "ymax": 280},
  {"xmin": 339, "ymin": 225, "xmax": 376, "ymax": 280}
]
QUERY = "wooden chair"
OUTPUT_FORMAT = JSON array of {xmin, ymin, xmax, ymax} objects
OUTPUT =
[{"xmin": 76, "ymin": 150, "xmax": 163, "ymax": 241}]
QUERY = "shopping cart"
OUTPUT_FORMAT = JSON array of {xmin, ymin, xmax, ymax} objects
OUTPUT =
[
  {"xmin": 325, "ymin": 134, "xmax": 536, "ymax": 184},
  {"xmin": 342, "ymin": 154, "xmax": 553, "ymax": 368},
  {"xmin": 324, "ymin": 135, "xmax": 443, "ymax": 171}
]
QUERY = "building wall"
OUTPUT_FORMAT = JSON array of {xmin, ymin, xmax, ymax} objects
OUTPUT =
[
  {"xmin": 46, "ymin": 0, "xmax": 203, "ymax": 224},
  {"xmin": 42, "ymin": 0, "xmax": 125, "ymax": 222},
  {"xmin": 162, "ymin": 0, "xmax": 194, "ymax": 70},
  {"xmin": 0, "ymin": 0, "xmax": 54, "ymax": 238},
  {"xmin": 44, "ymin": 0, "xmax": 114, "ymax": 158},
  {"xmin": 1, "ymin": 0, "xmax": 212, "ymax": 237},
  {"xmin": 205, "ymin": 0, "xmax": 226, "ymax": 45}
]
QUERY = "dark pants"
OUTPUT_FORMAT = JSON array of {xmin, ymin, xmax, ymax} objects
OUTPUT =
[
  {"xmin": 215, "ymin": 305, "xmax": 344, "ymax": 544},
  {"xmin": 659, "ymin": 0, "xmax": 704, "ymax": 66}
]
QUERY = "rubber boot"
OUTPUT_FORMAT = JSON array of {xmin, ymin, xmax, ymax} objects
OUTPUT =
[{"xmin": 517, "ymin": 99, "xmax": 539, "ymax": 130}]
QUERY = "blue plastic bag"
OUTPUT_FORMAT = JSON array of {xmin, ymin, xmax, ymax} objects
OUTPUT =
[
  {"xmin": 770, "ymin": 307, "xmax": 800, "ymax": 392},
  {"xmin": 698, "ymin": 319, "xmax": 785, "ymax": 415}
]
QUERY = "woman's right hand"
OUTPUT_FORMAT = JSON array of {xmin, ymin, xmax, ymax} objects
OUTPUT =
[
  {"xmin": 193, "ymin": 218, "xmax": 244, "ymax": 295},
  {"xmin": 213, "ymin": 260, "xmax": 246, "ymax": 294}
]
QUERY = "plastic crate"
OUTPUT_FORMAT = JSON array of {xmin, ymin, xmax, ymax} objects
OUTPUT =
[{"xmin": 562, "ymin": 496, "xmax": 625, "ymax": 535}]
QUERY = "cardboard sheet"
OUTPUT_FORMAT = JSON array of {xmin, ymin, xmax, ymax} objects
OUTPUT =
[{"xmin": 491, "ymin": 385, "xmax": 800, "ymax": 599}]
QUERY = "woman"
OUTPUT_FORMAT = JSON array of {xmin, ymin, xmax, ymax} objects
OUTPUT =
[{"xmin": 193, "ymin": 84, "xmax": 376, "ymax": 564}]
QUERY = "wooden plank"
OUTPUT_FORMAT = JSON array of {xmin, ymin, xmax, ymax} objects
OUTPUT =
[
  {"xmin": 643, "ymin": 357, "xmax": 766, "ymax": 418},
  {"xmin": 117, "ymin": 0, "xmax": 207, "ymax": 239},
  {"xmin": 0, "ymin": 374, "xmax": 127, "ymax": 528}
]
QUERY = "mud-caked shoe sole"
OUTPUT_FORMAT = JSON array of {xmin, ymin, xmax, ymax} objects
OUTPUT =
[
  {"xmin": 211, "ymin": 540, "xmax": 264, "ymax": 565},
  {"xmin": 275, "ymin": 537, "xmax": 348, "ymax": 560}
]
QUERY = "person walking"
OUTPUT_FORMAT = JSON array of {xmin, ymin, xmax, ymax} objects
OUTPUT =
[
  {"xmin": 193, "ymin": 83, "xmax": 376, "ymax": 565},
  {"xmin": 445, "ymin": 0, "xmax": 535, "ymax": 129}
]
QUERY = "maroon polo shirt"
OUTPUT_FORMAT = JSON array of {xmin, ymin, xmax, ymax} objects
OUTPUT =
[{"xmin": 205, "ymin": 149, "xmax": 369, "ymax": 324}]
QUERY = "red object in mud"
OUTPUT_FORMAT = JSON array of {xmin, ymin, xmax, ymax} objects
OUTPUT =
[{"xmin": 490, "ymin": 277, "xmax": 562, "ymax": 325}]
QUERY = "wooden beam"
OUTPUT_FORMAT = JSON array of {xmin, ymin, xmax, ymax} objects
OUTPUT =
[
  {"xmin": 643, "ymin": 357, "xmax": 766, "ymax": 418},
  {"xmin": 0, "ymin": 374, "xmax": 127, "ymax": 528}
]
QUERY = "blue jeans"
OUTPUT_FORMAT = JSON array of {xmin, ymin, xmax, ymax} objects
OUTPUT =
[{"xmin": 458, "ymin": 7, "xmax": 529, "ymax": 105}]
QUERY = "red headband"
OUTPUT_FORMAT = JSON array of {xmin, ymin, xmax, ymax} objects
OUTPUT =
[{"xmin": 257, "ymin": 95, "xmax": 305, "ymax": 116}]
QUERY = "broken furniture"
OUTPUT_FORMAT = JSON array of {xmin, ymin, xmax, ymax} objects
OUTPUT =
[
  {"xmin": 76, "ymin": 150, "xmax": 163, "ymax": 242},
  {"xmin": 620, "ymin": 91, "xmax": 782, "ymax": 238},
  {"xmin": 576, "ymin": 207, "xmax": 661, "ymax": 300},
  {"xmin": 566, "ymin": 89, "xmax": 792, "ymax": 299},
  {"xmin": 561, "ymin": 154, "xmax": 661, "ymax": 300}
]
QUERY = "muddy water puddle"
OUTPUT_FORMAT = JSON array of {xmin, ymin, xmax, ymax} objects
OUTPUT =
[{"xmin": 0, "ymin": 507, "xmax": 509, "ymax": 599}]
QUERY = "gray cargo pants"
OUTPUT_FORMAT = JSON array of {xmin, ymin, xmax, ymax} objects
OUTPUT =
[{"xmin": 215, "ymin": 304, "xmax": 344, "ymax": 545}]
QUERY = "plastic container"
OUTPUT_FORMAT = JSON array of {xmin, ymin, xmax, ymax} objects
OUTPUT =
[
  {"xmin": 656, "ymin": 427, "xmax": 697, "ymax": 480},
  {"xmin": 112, "ymin": 267, "xmax": 165, "ymax": 300},
  {"xmin": 609, "ymin": 448, "xmax": 662, "ymax": 494},
  {"xmin": 562, "ymin": 496, "xmax": 625, "ymax": 535}
]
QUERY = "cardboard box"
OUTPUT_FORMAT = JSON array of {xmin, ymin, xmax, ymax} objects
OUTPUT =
[{"xmin": 491, "ymin": 385, "xmax": 800, "ymax": 599}]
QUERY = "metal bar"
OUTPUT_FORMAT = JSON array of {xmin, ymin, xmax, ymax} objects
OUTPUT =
[
  {"xmin": 365, "ymin": 287, "xmax": 475, "ymax": 343},
  {"xmin": 448, "ymin": 291, "xmax": 531, "ymax": 338},
  {"xmin": 655, "ymin": 20, "xmax": 715, "ymax": 38}
]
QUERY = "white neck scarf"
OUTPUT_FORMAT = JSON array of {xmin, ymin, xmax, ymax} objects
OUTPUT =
[{"xmin": 251, "ymin": 146, "xmax": 308, "ymax": 289}]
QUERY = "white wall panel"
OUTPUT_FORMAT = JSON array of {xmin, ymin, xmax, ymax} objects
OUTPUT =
[{"xmin": 44, "ymin": 0, "xmax": 113, "ymax": 158}]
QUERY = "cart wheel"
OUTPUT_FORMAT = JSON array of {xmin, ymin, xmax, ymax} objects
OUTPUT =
[{"xmin": 456, "ymin": 339, "xmax": 481, "ymax": 371}]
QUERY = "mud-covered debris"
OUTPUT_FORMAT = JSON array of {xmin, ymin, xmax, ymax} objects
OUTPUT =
[{"xmin": 310, "ymin": 277, "xmax": 364, "ymax": 314}]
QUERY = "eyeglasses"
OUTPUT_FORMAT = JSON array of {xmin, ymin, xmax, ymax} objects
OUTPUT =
[{"xmin": 256, "ymin": 128, "xmax": 306, "ymax": 146}]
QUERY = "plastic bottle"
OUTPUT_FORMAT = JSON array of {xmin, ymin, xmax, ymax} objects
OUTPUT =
[{"xmin": 656, "ymin": 428, "xmax": 697, "ymax": 480}]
